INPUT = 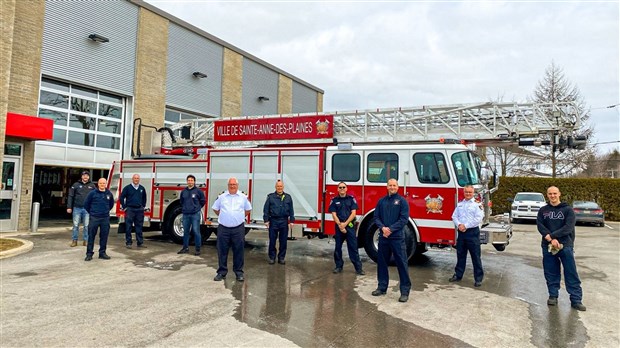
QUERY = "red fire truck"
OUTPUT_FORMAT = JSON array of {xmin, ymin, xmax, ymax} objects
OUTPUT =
[{"xmin": 108, "ymin": 101, "xmax": 582, "ymax": 262}]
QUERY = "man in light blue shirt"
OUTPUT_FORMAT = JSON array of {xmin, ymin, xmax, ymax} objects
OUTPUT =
[
  {"xmin": 212, "ymin": 177, "xmax": 252, "ymax": 282},
  {"xmin": 449, "ymin": 185, "xmax": 485, "ymax": 287}
]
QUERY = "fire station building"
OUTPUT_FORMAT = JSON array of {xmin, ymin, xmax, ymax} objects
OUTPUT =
[{"xmin": 0, "ymin": 0, "xmax": 324, "ymax": 232}]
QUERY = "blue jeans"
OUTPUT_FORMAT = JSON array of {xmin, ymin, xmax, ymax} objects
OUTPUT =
[
  {"xmin": 334, "ymin": 224, "xmax": 363, "ymax": 272},
  {"xmin": 542, "ymin": 245, "xmax": 583, "ymax": 304},
  {"xmin": 72, "ymin": 207, "xmax": 89, "ymax": 241},
  {"xmin": 268, "ymin": 219, "xmax": 288, "ymax": 261},
  {"xmin": 454, "ymin": 227, "xmax": 484, "ymax": 282},
  {"xmin": 124, "ymin": 207, "xmax": 144, "ymax": 246},
  {"xmin": 216, "ymin": 224, "xmax": 245, "ymax": 277},
  {"xmin": 86, "ymin": 216, "xmax": 110, "ymax": 256},
  {"xmin": 182, "ymin": 211, "xmax": 202, "ymax": 250},
  {"xmin": 377, "ymin": 236, "xmax": 411, "ymax": 295}
]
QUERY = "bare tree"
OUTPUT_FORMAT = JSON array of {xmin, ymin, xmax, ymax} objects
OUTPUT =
[{"xmin": 528, "ymin": 62, "xmax": 595, "ymax": 178}]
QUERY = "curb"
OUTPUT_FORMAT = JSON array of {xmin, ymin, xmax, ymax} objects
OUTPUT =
[{"xmin": 0, "ymin": 238, "xmax": 34, "ymax": 259}]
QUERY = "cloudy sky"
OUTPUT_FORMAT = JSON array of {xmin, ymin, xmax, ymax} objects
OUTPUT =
[{"xmin": 146, "ymin": 0, "xmax": 619, "ymax": 154}]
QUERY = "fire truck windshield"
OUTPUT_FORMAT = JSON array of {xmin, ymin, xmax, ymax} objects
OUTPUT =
[{"xmin": 451, "ymin": 151, "xmax": 480, "ymax": 186}]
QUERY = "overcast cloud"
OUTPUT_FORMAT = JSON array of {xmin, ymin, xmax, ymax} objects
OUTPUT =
[{"xmin": 146, "ymin": 0, "xmax": 619, "ymax": 154}]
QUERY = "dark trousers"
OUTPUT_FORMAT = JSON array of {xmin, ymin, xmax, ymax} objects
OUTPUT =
[
  {"xmin": 454, "ymin": 227, "xmax": 484, "ymax": 282},
  {"xmin": 216, "ymin": 224, "xmax": 245, "ymax": 277},
  {"xmin": 124, "ymin": 207, "xmax": 144, "ymax": 246},
  {"xmin": 268, "ymin": 219, "xmax": 289, "ymax": 261},
  {"xmin": 182, "ymin": 211, "xmax": 202, "ymax": 250},
  {"xmin": 542, "ymin": 245, "xmax": 583, "ymax": 304},
  {"xmin": 377, "ymin": 236, "xmax": 411, "ymax": 295},
  {"xmin": 86, "ymin": 216, "xmax": 110, "ymax": 256},
  {"xmin": 334, "ymin": 224, "xmax": 362, "ymax": 272}
]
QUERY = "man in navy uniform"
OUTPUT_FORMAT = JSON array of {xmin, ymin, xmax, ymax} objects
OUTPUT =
[
  {"xmin": 177, "ymin": 174, "xmax": 206, "ymax": 256},
  {"xmin": 84, "ymin": 178, "xmax": 115, "ymax": 261},
  {"xmin": 119, "ymin": 174, "xmax": 148, "ymax": 249},
  {"xmin": 449, "ymin": 185, "xmax": 484, "ymax": 287},
  {"xmin": 372, "ymin": 178, "xmax": 411, "ymax": 303},
  {"xmin": 263, "ymin": 180, "xmax": 295, "ymax": 265},
  {"xmin": 329, "ymin": 182, "xmax": 364, "ymax": 275}
]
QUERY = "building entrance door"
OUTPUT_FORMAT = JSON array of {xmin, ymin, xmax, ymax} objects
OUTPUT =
[{"xmin": 1, "ymin": 157, "xmax": 21, "ymax": 231}]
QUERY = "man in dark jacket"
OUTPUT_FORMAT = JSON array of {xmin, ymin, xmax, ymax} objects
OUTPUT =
[
  {"xmin": 177, "ymin": 174, "xmax": 206, "ymax": 256},
  {"xmin": 263, "ymin": 180, "xmax": 295, "ymax": 264},
  {"xmin": 372, "ymin": 178, "xmax": 411, "ymax": 303},
  {"xmin": 84, "ymin": 178, "xmax": 115, "ymax": 261},
  {"xmin": 537, "ymin": 186, "xmax": 586, "ymax": 311},
  {"xmin": 66, "ymin": 170, "xmax": 96, "ymax": 247},
  {"xmin": 329, "ymin": 182, "xmax": 364, "ymax": 275},
  {"xmin": 119, "ymin": 174, "xmax": 148, "ymax": 249}
]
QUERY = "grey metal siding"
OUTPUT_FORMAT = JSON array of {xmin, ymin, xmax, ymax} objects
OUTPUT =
[
  {"xmin": 242, "ymin": 59, "xmax": 278, "ymax": 116},
  {"xmin": 166, "ymin": 23, "xmax": 223, "ymax": 117},
  {"xmin": 41, "ymin": 1, "xmax": 138, "ymax": 96},
  {"xmin": 292, "ymin": 81, "xmax": 318, "ymax": 113}
]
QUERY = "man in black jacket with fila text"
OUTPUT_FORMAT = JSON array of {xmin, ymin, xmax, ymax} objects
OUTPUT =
[{"xmin": 537, "ymin": 186, "xmax": 586, "ymax": 311}]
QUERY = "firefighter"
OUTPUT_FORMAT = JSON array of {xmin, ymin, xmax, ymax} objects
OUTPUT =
[
  {"xmin": 449, "ymin": 185, "xmax": 484, "ymax": 287},
  {"xmin": 263, "ymin": 180, "xmax": 295, "ymax": 265},
  {"xmin": 177, "ymin": 175, "xmax": 206, "ymax": 256},
  {"xmin": 328, "ymin": 182, "xmax": 364, "ymax": 275},
  {"xmin": 84, "ymin": 178, "xmax": 115, "ymax": 261},
  {"xmin": 66, "ymin": 170, "xmax": 96, "ymax": 247},
  {"xmin": 372, "ymin": 178, "xmax": 411, "ymax": 303},
  {"xmin": 212, "ymin": 177, "xmax": 252, "ymax": 282},
  {"xmin": 119, "ymin": 174, "xmax": 148, "ymax": 249}
]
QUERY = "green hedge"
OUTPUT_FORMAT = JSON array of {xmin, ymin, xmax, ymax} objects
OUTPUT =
[{"xmin": 492, "ymin": 177, "xmax": 620, "ymax": 221}]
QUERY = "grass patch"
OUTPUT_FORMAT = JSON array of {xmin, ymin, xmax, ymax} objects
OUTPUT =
[{"xmin": 0, "ymin": 238, "xmax": 24, "ymax": 252}]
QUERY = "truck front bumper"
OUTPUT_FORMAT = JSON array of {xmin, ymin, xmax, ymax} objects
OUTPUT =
[{"xmin": 480, "ymin": 222, "xmax": 513, "ymax": 246}]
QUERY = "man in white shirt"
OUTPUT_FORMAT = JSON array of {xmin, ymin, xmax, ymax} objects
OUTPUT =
[
  {"xmin": 212, "ymin": 177, "xmax": 252, "ymax": 282},
  {"xmin": 449, "ymin": 185, "xmax": 485, "ymax": 287}
]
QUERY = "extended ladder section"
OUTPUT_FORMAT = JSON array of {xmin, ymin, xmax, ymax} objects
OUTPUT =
[{"xmin": 160, "ymin": 101, "xmax": 582, "ymax": 148}]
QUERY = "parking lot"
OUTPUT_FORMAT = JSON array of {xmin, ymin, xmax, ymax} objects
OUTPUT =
[{"xmin": 1, "ymin": 221, "xmax": 618, "ymax": 347}]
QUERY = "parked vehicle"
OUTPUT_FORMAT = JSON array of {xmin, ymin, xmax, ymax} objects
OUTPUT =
[
  {"xmin": 509, "ymin": 192, "xmax": 546, "ymax": 223},
  {"xmin": 572, "ymin": 201, "xmax": 605, "ymax": 227}
]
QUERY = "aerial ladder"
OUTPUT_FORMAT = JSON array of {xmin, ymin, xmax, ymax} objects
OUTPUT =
[{"xmin": 139, "ymin": 101, "xmax": 585, "ymax": 155}]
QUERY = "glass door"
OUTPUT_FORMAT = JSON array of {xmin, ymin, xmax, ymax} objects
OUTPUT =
[{"xmin": 1, "ymin": 158, "xmax": 20, "ymax": 231}]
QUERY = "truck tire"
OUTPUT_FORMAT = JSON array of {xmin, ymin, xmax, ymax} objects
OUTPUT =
[
  {"xmin": 163, "ymin": 205, "xmax": 184, "ymax": 244},
  {"xmin": 363, "ymin": 223, "xmax": 416, "ymax": 264},
  {"xmin": 493, "ymin": 244, "xmax": 507, "ymax": 251},
  {"xmin": 117, "ymin": 222, "xmax": 126, "ymax": 234},
  {"xmin": 200, "ymin": 225, "xmax": 214, "ymax": 241}
]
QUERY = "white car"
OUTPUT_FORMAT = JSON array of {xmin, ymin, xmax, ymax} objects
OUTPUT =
[{"xmin": 509, "ymin": 192, "xmax": 547, "ymax": 223}]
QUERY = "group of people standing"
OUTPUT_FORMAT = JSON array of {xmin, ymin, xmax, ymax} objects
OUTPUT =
[{"xmin": 69, "ymin": 172, "xmax": 585, "ymax": 310}]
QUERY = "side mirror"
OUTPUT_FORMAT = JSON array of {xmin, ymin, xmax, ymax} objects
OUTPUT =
[{"xmin": 507, "ymin": 198, "xmax": 514, "ymax": 203}]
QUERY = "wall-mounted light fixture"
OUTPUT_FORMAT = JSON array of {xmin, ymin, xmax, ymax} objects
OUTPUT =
[
  {"xmin": 258, "ymin": 96, "xmax": 270, "ymax": 102},
  {"xmin": 192, "ymin": 71, "xmax": 208, "ymax": 79},
  {"xmin": 88, "ymin": 34, "xmax": 109, "ymax": 43}
]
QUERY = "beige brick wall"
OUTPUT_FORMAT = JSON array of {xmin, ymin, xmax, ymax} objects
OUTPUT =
[
  {"xmin": 221, "ymin": 48, "xmax": 243, "ymax": 117},
  {"xmin": 134, "ymin": 8, "xmax": 168, "ymax": 153},
  {"xmin": 317, "ymin": 92, "xmax": 324, "ymax": 112},
  {"xmin": 0, "ymin": 0, "xmax": 17, "ymax": 184},
  {"xmin": 277, "ymin": 75, "xmax": 292, "ymax": 115},
  {"xmin": 6, "ymin": 0, "xmax": 45, "ymax": 231}
]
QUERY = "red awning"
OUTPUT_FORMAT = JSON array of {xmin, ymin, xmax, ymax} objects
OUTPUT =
[{"xmin": 5, "ymin": 112, "xmax": 53, "ymax": 141}]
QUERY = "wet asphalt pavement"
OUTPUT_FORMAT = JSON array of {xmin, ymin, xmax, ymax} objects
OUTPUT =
[{"xmin": 1, "ymin": 220, "xmax": 618, "ymax": 347}]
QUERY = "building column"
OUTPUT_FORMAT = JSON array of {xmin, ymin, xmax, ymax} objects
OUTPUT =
[
  {"xmin": 221, "ymin": 48, "xmax": 243, "ymax": 118},
  {"xmin": 6, "ymin": 0, "xmax": 46, "ymax": 231}
]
